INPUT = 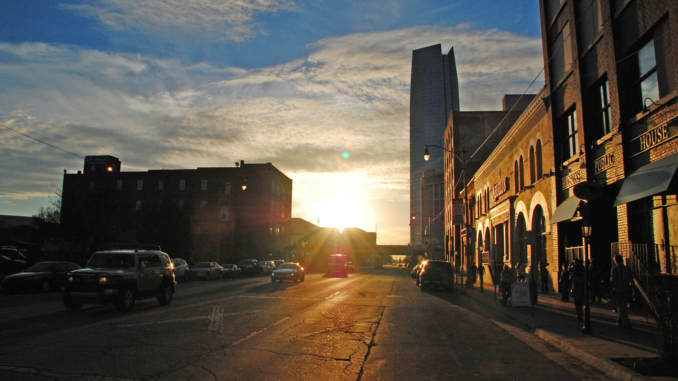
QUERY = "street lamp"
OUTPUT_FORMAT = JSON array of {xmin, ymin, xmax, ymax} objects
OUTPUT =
[
  {"xmin": 424, "ymin": 144, "xmax": 468, "ymax": 284},
  {"xmin": 581, "ymin": 223, "xmax": 592, "ymax": 334}
]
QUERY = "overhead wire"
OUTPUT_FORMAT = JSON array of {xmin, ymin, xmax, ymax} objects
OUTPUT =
[{"xmin": 0, "ymin": 122, "xmax": 84, "ymax": 159}]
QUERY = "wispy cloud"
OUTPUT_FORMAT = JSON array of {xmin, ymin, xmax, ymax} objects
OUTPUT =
[
  {"xmin": 61, "ymin": 0, "xmax": 297, "ymax": 41},
  {"xmin": 0, "ymin": 25, "xmax": 543, "ymax": 243}
]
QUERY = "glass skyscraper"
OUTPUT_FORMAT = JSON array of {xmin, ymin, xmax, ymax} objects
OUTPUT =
[{"xmin": 409, "ymin": 44, "xmax": 460, "ymax": 245}]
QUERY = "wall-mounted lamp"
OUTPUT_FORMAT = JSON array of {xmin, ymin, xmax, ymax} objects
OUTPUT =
[
  {"xmin": 581, "ymin": 224, "xmax": 592, "ymax": 238},
  {"xmin": 643, "ymin": 97, "xmax": 661, "ymax": 113}
]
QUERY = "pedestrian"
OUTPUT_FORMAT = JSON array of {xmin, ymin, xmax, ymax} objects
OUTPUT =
[
  {"xmin": 478, "ymin": 264, "xmax": 486, "ymax": 292},
  {"xmin": 559, "ymin": 264, "xmax": 571, "ymax": 302},
  {"xmin": 571, "ymin": 259, "xmax": 585, "ymax": 322},
  {"xmin": 500, "ymin": 264, "xmax": 514, "ymax": 307},
  {"xmin": 610, "ymin": 254, "xmax": 633, "ymax": 328},
  {"xmin": 539, "ymin": 260, "xmax": 550, "ymax": 293},
  {"xmin": 515, "ymin": 263, "xmax": 526, "ymax": 280}
]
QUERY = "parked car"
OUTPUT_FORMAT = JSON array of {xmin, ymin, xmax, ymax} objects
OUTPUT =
[
  {"xmin": 1, "ymin": 247, "xmax": 26, "ymax": 275},
  {"xmin": 189, "ymin": 262, "xmax": 223, "ymax": 280},
  {"xmin": 411, "ymin": 262, "xmax": 425, "ymax": 280},
  {"xmin": 2, "ymin": 261, "xmax": 80, "ymax": 293},
  {"xmin": 63, "ymin": 249, "xmax": 175, "ymax": 312},
  {"xmin": 271, "ymin": 263, "xmax": 305, "ymax": 282},
  {"xmin": 171, "ymin": 258, "xmax": 190, "ymax": 281},
  {"xmin": 221, "ymin": 264, "xmax": 241, "ymax": 278},
  {"xmin": 258, "ymin": 260, "xmax": 276, "ymax": 275},
  {"xmin": 418, "ymin": 260, "xmax": 454, "ymax": 292},
  {"xmin": 273, "ymin": 260, "xmax": 285, "ymax": 268},
  {"xmin": 237, "ymin": 259, "xmax": 262, "ymax": 276}
]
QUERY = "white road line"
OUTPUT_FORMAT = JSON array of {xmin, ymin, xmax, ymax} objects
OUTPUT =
[
  {"xmin": 231, "ymin": 316, "xmax": 289, "ymax": 346},
  {"xmin": 116, "ymin": 310, "xmax": 262, "ymax": 328},
  {"xmin": 325, "ymin": 291, "xmax": 340, "ymax": 300},
  {"xmin": 239, "ymin": 295, "xmax": 321, "ymax": 301}
]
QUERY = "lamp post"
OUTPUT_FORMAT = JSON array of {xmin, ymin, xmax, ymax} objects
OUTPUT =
[
  {"xmin": 424, "ymin": 144, "xmax": 468, "ymax": 285},
  {"xmin": 581, "ymin": 223, "xmax": 593, "ymax": 334}
]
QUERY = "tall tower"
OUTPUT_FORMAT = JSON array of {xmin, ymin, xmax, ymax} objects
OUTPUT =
[{"xmin": 409, "ymin": 44, "xmax": 460, "ymax": 245}]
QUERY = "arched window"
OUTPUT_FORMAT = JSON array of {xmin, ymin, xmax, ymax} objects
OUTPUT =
[
  {"xmin": 529, "ymin": 146, "xmax": 536, "ymax": 184},
  {"xmin": 536, "ymin": 140, "xmax": 543, "ymax": 180},
  {"xmin": 518, "ymin": 156, "xmax": 525, "ymax": 190},
  {"xmin": 514, "ymin": 161, "xmax": 519, "ymax": 194}
]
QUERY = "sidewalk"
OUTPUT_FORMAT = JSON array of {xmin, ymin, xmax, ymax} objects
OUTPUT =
[{"xmin": 456, "ymin": 277, "xmax": 675, "ymax": 381}]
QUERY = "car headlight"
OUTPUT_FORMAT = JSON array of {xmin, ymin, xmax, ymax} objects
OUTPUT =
[
  {"xmin": 98, "ymin": 275, "xmax": 122, "ymax": 284},
  {"xmin": 67, "ymin": 276, "xmax": 73, "ymax": 283}
]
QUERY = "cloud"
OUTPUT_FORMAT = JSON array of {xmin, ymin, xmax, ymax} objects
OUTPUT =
[
  {"xmin": 0, "ymin": 25, "xmax": 543, "ymax": 243},
  {"xmin": 60, "ymin": 0, "xmax": 297, "ymax": 42}
]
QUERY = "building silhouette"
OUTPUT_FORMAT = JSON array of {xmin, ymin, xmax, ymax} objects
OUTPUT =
[{"xmin": 410, "ymin": 44, "xmax": 461, "ymax": 245}]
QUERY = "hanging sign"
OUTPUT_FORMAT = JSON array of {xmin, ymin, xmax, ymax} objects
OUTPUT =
[{"xmin": 452, "ymin": 199, "xmax": 466, "ymax": 226}]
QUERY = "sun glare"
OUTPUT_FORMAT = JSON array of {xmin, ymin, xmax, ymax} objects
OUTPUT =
[{"xmin": 317, "ymin": 195, "xmax": 367, "ymax": 233}]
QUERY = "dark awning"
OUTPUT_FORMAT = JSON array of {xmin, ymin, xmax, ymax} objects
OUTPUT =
[
  {"xmin": 613, "ymin": 153, "xmax": 678, "ymax": 207},
  {"xmin": 550, "ymin": 196, "xmax": 581, "ymax": 224}
]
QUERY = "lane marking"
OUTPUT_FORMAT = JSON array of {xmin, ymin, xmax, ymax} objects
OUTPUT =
[
  {"xmin": 116, "ymin": 310, "xmax": 262, "ymax": 328},
  {"xmin": 325, "ymin": 292, "xmax": 340, "ymax": 300},
  {"xmin": 239, "ymin": 295, "xmax": 321, "ymax": 301},
  {"xmin": 231, "ymin": 316, "xmax": 289, "ymax": 346}
]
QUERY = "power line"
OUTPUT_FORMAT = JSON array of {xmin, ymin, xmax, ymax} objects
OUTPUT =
[{"xmin": 0, "ymin": 122, "xmax": 84, "ymax": 159}]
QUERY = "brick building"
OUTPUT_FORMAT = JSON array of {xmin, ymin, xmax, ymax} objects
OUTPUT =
[
  {"xmin": 442, "ymin": 96, "xmax": 534, "ymax": 270},
  {"xmin": 541, "ymin": 0, "xmax": 678, "ymax": 284},
  {"xmin": 468, "ymin": 88, "xmax": 556, "ymax": 288},
  {"xmin": 60, "ymin": 156, "xmax": 292, "ymax": 265}
]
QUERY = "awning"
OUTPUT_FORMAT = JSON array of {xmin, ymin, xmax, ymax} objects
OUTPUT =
[
  {"xmin": 550, "ymin": 196, "xmax": 582, "ymax": 224},
  {"xmin": 613, "ymin": 153, "xmax": 678, "ymax": 207}
]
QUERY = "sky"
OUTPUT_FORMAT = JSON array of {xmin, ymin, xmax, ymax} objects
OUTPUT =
[{"xmin": 0, "ymin": 0, "xmax": 545, "ymax": 245}]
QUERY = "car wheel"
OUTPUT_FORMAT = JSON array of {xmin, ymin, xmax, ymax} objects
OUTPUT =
[
  {"xmin": 41, "ymin": 280, "xmax": 51, "ymax": 293},
  {"xmin": 116, "ymin": 288, "xmax": 136, "ymax": 312},
  {"xmin": 157, "ymin": 283, "xmax": 173, "ymax": 306},
  {"xmin": 63, "ymin": 293, "xmax": 82, "ymax": 311}
]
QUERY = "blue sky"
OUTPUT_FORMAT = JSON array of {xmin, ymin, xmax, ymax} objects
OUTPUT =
[{"xmin": 0, "ymin": 0, "xmax": 544, "ymax": 244}]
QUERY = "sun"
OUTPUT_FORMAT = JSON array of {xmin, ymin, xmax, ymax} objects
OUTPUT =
[{"xmin": 317, "ymin": 195, "xmax": 366, "ymax": 233}]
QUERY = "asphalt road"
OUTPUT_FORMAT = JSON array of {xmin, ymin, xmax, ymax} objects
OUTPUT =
[{"xmin": 0, "ymin": 267, "xmax": 609, "ymax": 380}]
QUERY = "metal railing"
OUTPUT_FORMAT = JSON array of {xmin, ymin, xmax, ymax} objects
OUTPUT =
[{"xmin": 611, "ymin": 242, "xmax": 678, "ymax": 275}]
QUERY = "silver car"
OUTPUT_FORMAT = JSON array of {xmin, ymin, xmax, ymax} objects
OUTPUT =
[
  {"xmin": 171, "ymin": 258, "xmax": 190, "ymax": 281},
  {"xmin": 271, "ymin": 263, "xmax": 305, "ymax": 283},
  {"xmin": 188, "ymin": 262, "xmax": 222, "ymax": 280}
]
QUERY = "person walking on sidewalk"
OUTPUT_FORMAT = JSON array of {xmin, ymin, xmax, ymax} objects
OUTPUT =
[
  {"xmin": 500, "ymin": 265, "xmax": 514, "ymax": 306},
  {"xmin": 559, "ymin": 264, "xmax": 571, "ymax": 302},
  {"xmin": 571, "ymin": 259, "xmax": 585, "ymax": 322},
  {"xmin": 515, "ymin": 263, "xmax": 526, "ymax": 280},
  {"xmin": 539, "ymin": 260, "xmax": 550, "ymax": 293},
  {"xmin": 611, "ymin": 254, "xmax": 633, "ymax": 328},
  {"xmin": 477, "ymin": 265, "xmax": 486, "ymax": 292}
]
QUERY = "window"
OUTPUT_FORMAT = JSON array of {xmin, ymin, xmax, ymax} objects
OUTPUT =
[
  {"xmin": 202, "ymin": 179, "xmax": 208, "ymax": 191},
  {"xmin": 536, "ymin": 140, "xmax": 544, "ymax": 180},
  {"xmin": 117, "ymin": 180, "xmax": 122, "ymax": 190},
  {"xmin": 518, "ymin": 156, "xmax": 525, "ymax": 190},
  {"xmin": 563, "ymin": 109, "xmax": 579, "ymax": 160},
  {"xmin": 220, "ymin": 206, "xmax": 229, "ymax": 221},
  {"xmin": 550, "ymin": 22, "xmax": 573, "ymax": 86},
  {"xmin": 137, "ymin": 180, "xmax": 143, "ymax": 191},
  {"xmin": 514, "ymin": 161, "xmax": 519, "ymax": 195},
  {"xmin": 270, "ymin": 200, "xmax": 275, "ymax": 214},
  {"xmin": 200, "ymin": 200, "xmax": 206, "ymax": 208},
  {"xmin": 158, "ymin": 180, "xmax": 164, "ymax": 190},
  {"xmin": 282, "ymin": 206, "xmax": 285, "ymax": 218},
  {"xmin": 282, "ymin": 188, "xmax": 286, "ymax": 200},
  {"xmin": 276, "ymin": 184, "xmax": 281, "ymax": 197},
  {"xmin": 545, "ymin": 0, "xmax": 565, "ymax": 26},
  {"xmin": 529, "ymin": 147, "xmax": 536, "ymax": 185},
  {"xmin": 638, "ymin": 39, "xmax": 660, "ymax": 107},
  {"xmin": 577, "ymin": 0, "xmax": 602, "ymax": 53},
  {"xmin": 179, "ymin": 179, "xmax": 185, "ymax": 191},
  {"xmin": 597, "ymin": 79, "xmax": 612, "ymax": 136},
  {"xmin": 136, "ymin": 200, "xmax": 142, "ymax": 211}
]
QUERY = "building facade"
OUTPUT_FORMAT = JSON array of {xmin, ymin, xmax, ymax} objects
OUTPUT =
[
  {"xmin": 420, "ymin": 170, "xmax": 445, "ymax": 259},
  {"xmin": 61, "ymin": 156, "xmax": 292, "ymax": 265},
  {"xmin": 410, "ymin": 44, "xmax": 461, "ymax": 245},
  {"xmin": 541, "ymin": 0, "xmax": 678, "ymax": 286}
]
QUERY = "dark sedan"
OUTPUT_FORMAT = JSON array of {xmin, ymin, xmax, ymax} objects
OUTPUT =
[
  {"xmin": 418, "ymin": 260, "xmax": 454, "ymax": 292},
  {"xmin": 2, "ymin": 262, "xmax": 80, "ymax": 293}
]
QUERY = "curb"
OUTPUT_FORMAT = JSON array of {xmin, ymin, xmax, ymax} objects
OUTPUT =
[{"xmin": 455, "ymin": 285, "xmax": 652, "ymax": 381}]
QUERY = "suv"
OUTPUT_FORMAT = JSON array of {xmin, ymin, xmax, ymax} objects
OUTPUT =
[
  {"xmin": 418, "ymin": 260, "xmax": 454, "ymax": 292},
  {"xmin": 64, "ymin": 249, "xmax": 176, "ymax": 312}
]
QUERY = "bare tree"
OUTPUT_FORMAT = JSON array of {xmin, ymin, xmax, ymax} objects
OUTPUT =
[{"xmin": 33, "ymin": 186, "xmax": 62, "ymax": 224}]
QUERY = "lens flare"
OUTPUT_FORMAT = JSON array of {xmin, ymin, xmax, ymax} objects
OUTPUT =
[{"xmin": 343, "ymin": 152, "xmax": 349, "ymax": 159}]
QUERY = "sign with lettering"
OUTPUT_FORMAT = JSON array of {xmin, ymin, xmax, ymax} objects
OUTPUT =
[
  {"xmin": 492, "ymin": 177, "xmax": 509, "ymax": 200},
  {"xmin": 562, "ymin": 170, "xmax": 585, "ymax": 190},
  {"xmin": 639, "ymin": 124, "xmax": 669, "ymax": 152},
  {"xmin": 452, "ymin": 199, "xmax": 466, "ymax": 226},
  {"xmin": 594, "ymin": 153, "xmax": 615, "ymax": 174}
]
